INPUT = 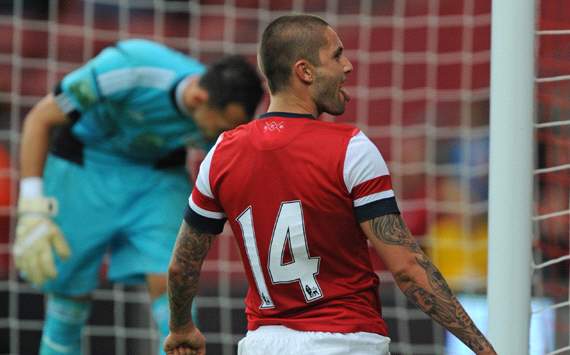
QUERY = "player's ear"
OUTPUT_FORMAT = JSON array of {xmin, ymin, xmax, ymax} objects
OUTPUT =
[
  {"xmin": 184, "ymin": 77, "xmax": 209, "ymax": 109},
  {"xmin": 293, "ymin": 59, "xmax": 314, "ymax": 85},
  {"xmin": 194, "ymin": 86, "xmax": 209, "ymax": 105}
]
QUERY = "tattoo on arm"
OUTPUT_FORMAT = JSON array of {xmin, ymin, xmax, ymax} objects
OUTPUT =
[
  {"xmin": 396, "ymin": 256, "xmax": 492, "ymax": 352},
  {"xmin": 168, "ymin": 222, "xmax": 214, "ymax": 331},
  {"xmin": 369, "ymin": 214, "xmax": 494, "ymax": 353},
  {"xmin": 368, "ymin": 213, "xmax": 422, "ymax": 253}
]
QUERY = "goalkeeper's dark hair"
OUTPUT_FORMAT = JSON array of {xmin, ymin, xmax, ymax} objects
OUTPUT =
[
  {"xmin": 259, "ymin": 14, "xmax": 330, "ymax": 94},
  {"xmin": 199, "ymin": 55, "xmax": 263, "ymax": 118}
]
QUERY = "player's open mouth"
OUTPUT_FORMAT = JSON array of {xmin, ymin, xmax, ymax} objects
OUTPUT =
[{"xmin": 340, "ymin": 87, "xmax": 350, "ymax": 102}]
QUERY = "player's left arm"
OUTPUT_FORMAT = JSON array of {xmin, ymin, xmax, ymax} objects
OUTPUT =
[
  {"xmin": 360, "ymin": 215, "xmax": 496, "ymax": 355},
  {"xmin": 164, "ymin": 220, "xmax": 215, "ymax": 354}
]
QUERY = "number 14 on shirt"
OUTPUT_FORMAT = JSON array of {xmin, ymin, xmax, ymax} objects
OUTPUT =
[{"xmin": 236, "ymin": 201, "xmax": 323, "ymax": 309}]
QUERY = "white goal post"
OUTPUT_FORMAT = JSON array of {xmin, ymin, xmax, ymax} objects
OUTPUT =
[{"xmin": 488, "ymin": 0, "xmax": 535, "ymax": 354}]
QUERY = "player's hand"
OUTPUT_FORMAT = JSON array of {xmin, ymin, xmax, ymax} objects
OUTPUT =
[
  {"xmin": 164, "ymin": 325, "xmax": 206, "ymax": 355},
  {"xmin": 13, "ymin": 196, "xmax": 71, "ymax": 286}
]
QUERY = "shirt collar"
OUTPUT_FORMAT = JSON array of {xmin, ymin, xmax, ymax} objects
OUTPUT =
[{"xmin": 258, "ymin": 112, "xmax": 316, "ymax": 120}]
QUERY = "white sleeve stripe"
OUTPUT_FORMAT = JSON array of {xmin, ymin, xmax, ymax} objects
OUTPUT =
[
  {"xmin": 353, "ymin": 190, "xmax": 395, "ymax": 207},
  {"xmin": 189, "ymin": 197, "xmax": 226, "ymax": 219},
  {"xmin": 195, "ymin": 133, "xmax": 224, "ymax": 199},
  {"xmin": 98, "ymin": 68, "xmax": 134, "ymax": 95},
  {"xmin": 54, "ymin": 93, "xmax": 76, "ymax": 114},
  {"xmin": 98, "ymin": 67, "xmax": 176, "ymax": 96},
  {"xmin": 343, "ymin": 131, "xmax": 390, "ymax": 193}
]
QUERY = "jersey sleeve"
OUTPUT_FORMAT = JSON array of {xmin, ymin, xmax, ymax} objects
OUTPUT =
[
  {"xmin": 53, "ymin": 45, "xmax": 132, "ymax": 121},
  {"xmin": 343, "ymin": 131, "xmax": 400, "ymax": 222},
  {"xmin": 184, "ymin": 134, "xmax": 227, "ymax": 234}
]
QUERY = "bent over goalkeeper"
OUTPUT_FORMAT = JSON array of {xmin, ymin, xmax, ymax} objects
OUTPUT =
[{"xmin": 13, "ymin": 39, "xmax": 262, "ymax": 355}]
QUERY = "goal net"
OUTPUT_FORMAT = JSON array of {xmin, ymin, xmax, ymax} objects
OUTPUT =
[
  {"xmin": 0, "ymin": 0, "xmax": 564, "ymax": 354},
  {"xmin": 531, "ymin": 0, "xmax": 570, "ymax": 354}
]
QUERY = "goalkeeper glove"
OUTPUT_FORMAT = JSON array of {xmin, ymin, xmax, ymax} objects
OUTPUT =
[{"xmin": 13, "ymin": 196, "xmax": 71, "ymax": 286}]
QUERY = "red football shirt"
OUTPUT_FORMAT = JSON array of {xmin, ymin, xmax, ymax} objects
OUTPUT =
[{"xmin": 186, "ymin": 112, "xmax": 400, "ymax": 336}]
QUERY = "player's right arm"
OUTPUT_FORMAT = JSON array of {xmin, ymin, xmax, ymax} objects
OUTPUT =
[
  {"xmin": 360, "ymin": 215, "xmax": 496, "ymax": 355},
  {"xmin": 13, "ymin": 94, "xmax": 71, "ymax": 286},
  {"xmin": 15, "ymin": 44, "xmax": 132, "ymax": 286},
  {"xmin": 20, "ymin": 93, "xmax": 69, "ymax": 177}
]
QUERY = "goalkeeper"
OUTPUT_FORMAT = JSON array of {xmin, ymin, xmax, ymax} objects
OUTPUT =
[{"xmin": 14, "ymin": 39, "xmax": 263, "ymax": 355}]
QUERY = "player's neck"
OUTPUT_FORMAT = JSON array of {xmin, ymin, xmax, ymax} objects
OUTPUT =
[{"xmin": 267, "ymin": 90, "xmax": 319, "ymax": 118}]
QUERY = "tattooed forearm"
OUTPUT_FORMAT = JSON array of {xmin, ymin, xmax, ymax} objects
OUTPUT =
[
  {"xmin": 368, "ymin": 214, "xmax": 495, "ymax": 353},
  {"xmin": 395, "ymin": 257, "xmax": 494, "ymax": 353},
  {"xmin": 368, "ymin": 213, "xmax": 422, "ymax": 253},
  {"xmin": 168, "ymin": 222, "xmax": 214, "ymax": 332},
  {"xmin": 415, "ymin": 255, "xmax": 453, "ymax": 299}
]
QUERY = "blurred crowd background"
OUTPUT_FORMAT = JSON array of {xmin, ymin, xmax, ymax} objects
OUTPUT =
[{"xmin": 0, "ymin": 0, "xmax": 568, "ymax": 354}]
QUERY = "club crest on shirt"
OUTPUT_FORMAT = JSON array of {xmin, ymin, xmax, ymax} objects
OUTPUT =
[{"xmin": 263, "ymin": 120, "xmax": 285, "ymax": 132}]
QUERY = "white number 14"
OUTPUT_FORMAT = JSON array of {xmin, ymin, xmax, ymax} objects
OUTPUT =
[{"xmin": 236, "ymin": 201, "xmax": 322, "ymax": 309}]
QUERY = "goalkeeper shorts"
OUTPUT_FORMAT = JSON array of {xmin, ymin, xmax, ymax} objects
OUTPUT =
[
  {"xmin": 237, "ymin": 325, "xmax": 391, "ymax": 355},
  {"xmin": 40, "ymin": 153, "xmax": 191, "ymax": 295}
]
